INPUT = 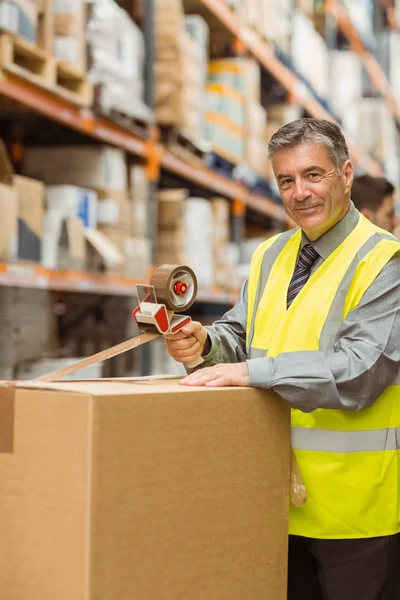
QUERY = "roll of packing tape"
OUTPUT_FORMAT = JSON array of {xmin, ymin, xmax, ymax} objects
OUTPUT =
[{"xmin": 150, "ymin": 264, "xmax": 198, "ymax": 312}]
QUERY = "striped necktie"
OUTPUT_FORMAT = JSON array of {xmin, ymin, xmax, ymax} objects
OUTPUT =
[{"xmin": 287, "ymin": 244, "xmax": 319, "ymax": 308}]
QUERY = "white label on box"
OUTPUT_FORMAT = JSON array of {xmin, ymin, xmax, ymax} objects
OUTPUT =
[
  {"xmin": 0, "ymin": 3, "xmax": 19, "ymax": 32},
  {"xmin": 54, "ymin": 0, "xmax": 81, "ymax": 14},
  {"xmin": 97, "ymin": 200, "xmax": 119, "ymax": 224},
  {"xmin": 54, "ymin": 37, "xmax": 79, "ymax": 63}
]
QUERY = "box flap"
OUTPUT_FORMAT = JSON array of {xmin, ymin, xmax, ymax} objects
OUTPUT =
[
  {"xmin": 0, "ymin": 141, "xmax": 14, "ymax": 185},
  {"xmin": 67, "ymin": 217, "xmax": 86, "ymax": 260},
  {"xmin": 84, "ymin": 228, "xmax": 124, "ymax": 267},
  {"xmin": 5, "ymin": 376, "xmax": 249, "ymax": 397}
]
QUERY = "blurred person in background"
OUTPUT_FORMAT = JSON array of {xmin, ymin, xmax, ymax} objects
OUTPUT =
[
  {"xmin": 351, "ymin": 174, "xmax": 396, "ymax": 233},
  {"xmin": 165, "ymin": 119, "xmax": 400, "ymax": 600}
]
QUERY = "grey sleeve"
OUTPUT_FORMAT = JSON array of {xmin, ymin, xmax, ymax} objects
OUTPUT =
[
  {"xmin": 247, "ymin": 254, "xmax": 400, "ymax": 412},
  {"xmin": 195, "ymin": 279, "xmax": 249, "ymax": 368}
]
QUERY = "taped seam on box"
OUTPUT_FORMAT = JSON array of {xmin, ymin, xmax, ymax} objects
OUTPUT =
[{"xmin": 0, "ymin": 384, "xmax": 15, "ymax": 453}]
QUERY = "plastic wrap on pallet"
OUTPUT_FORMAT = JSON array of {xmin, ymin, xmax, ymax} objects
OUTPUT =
[
  {"xmin": 0, "ymin": 0, "xmax": 36, "ymax": 41},
  {"xmin": 86, "ymin": 0, "xmax": 153, "ymax": 123}
]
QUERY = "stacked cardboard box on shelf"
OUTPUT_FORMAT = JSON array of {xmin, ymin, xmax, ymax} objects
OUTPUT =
[
  {"xmin": 155, "ymin": 0, "xmax": 208, "ymax": 137},
  {"xmin": 237, "ymin": 0, "xmax": 291, "ymax": 52},
  {"xmin": 157, "ymin": 189, "xmax": 214, "ymax": 289},
  {"xmin": 127, "ymin": 162, "xmax": 152, "ymax": 279},
  {"xmin": 86, "ymin": 0, "xmax": 152, "ymax": 123},
  {"xmin": 184, "ymin": 15, "xmax": 209, "ymax": 137},
  {"xmin": 212, "ymin": 197, "xmax": 240, "ymax": 291},
  {"xmin": 22, "ymin": 145, "xmax": 151, "ymax": 276},
  {"xmin": 53, "ymin": 0, "xmax": 86, "ymax": 70},
  {"xmin": 0, "ymin": 142, "xmax": 45, "ymax": 263},
  {"xmin": 206, "ymin": 58, "xmax": 261, "ymax": 163},
  {"xmin": 246, "ymin": 101, "xmax": 267, "ymax": 176}
]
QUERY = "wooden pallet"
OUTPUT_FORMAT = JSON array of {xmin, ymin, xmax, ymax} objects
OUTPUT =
[
  {"xmin": 56, "ymin": 61, "xmax": 93, "ymax": 107},
  {"xmin": 160, "ymin": 126, "xmax": 210, "ymax": 169},
  {"xmin": 0, "ymin": 31, "xmax": 55, "ymax": 85},
  {"xmin": 0, "ymin": 32, "xmax": 93, "ymax": 107},
  {"xmin": 101, "ymin": 108, "xmax": 152, "ymax": 139}
]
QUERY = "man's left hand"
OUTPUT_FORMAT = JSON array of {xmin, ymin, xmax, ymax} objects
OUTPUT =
[{"xmin": 180, "ymin": 362, "xmax": 249, "ymax": 387}]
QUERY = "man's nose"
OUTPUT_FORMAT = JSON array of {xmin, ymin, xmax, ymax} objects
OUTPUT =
[{"xmin": 293, "ymin": 178, "xmax": 311, "ymax": 202}]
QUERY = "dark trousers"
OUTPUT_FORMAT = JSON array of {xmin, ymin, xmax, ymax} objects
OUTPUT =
[{"xmin": 288, "ymin": 533, "xmax": 400, "ymax": 600}]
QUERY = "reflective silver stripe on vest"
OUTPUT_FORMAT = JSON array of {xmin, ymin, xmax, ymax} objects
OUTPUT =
[
  {"xmin": 319, "ymin": 231, "xmax": 399, "ymax": 352},
  {"xmin": 292, "ymin": 426, "xmax": 400, "ymax": 453},
  {"xmin": 249, "ymin": 347, "xmax": 268, "ymax": 359},
  {"xmin": 246, "ymin": 229, "xmax": 298, "ymax": 355}
]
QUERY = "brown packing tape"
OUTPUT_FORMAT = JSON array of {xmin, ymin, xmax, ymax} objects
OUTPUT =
[
  {"xmin": 35, "ymin": 332, "xmax": 161, "ymax": 382},
  {"xmin": 54, "ymin": 14, "xmax": 82, "ymax": 37},
  {"xmin": 0, "ymin": 385, "xmax": 15, "ymax": 453}
]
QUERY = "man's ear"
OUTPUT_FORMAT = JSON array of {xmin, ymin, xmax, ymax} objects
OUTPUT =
[
  {"xmin": 360, "ymin": 207, "xmax": 376, "ymax": 225},
  {"xmin": 342, "ymin": 160, "xmax": 354, "ymax": 194}
]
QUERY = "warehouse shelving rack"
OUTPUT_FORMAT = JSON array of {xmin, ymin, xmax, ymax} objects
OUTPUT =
[
  {"xmin": 324, "ymin": 0, "xmax": 400, "ymax": 128},
  {"xmin": 0, "ymin": 0, "xmax": 397, "ymax": 306}
]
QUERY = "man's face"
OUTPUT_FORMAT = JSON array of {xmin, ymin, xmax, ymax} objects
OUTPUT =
[
  {"xmin": 272, "ymin": 143, "xmax": 354, "ymax": 240},
  {"xmin": 373, "ymin": 194, "xmax": 395, "ymax": 233}
]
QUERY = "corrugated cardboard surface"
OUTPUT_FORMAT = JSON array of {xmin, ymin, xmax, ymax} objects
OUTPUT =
[
  {"xmin": 0, "ymin": 378, "xmax": 290, "ymax": 599},
  {"xmin": 14, "ymin": 175, "xmax": 44, "ymax": 261},
  {"xmin": 0, "ymin": 183, "xmax": 18, "ymax": 260}
]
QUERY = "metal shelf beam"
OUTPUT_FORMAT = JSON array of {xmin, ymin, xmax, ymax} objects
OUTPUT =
[{"xmin": 0, "ymin": 263, "xmax": 238, "ymax": 304}]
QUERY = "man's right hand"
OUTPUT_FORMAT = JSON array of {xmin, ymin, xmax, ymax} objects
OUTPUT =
[{"xmin": 164, "ymin": 321, "xmax": 208, "ymax": 365}]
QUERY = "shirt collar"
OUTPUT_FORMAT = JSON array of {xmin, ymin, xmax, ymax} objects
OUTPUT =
[{"xmin": 301, "ymin": 202, "xmax": 360, "ymax": 260}]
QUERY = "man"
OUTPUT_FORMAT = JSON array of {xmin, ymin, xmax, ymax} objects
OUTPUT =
[
  {"xmin": 351, "ymin": 174, "xmax": 396, "ymax": 233},
  {"xmin": 165, "ymin": 119, "xmax": 400, "ymax": 600}
]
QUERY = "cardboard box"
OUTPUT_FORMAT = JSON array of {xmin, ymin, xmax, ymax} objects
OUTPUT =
[
  {"xmin": 53, "ymin": 0, "xmax": 86, "ymax": 70},
  {"xmin": 0, "ymin": 143, "xmax": 18, "ymax": 261},
  {"xmin": 46, "ymin": 185, "xmax": 97, "ymax": 230},
  {"xmin": 96, "ymin": 195, "xmax": 131, "ymax": 228},
  {"xmin": 23, "ymin": 146, "xmax": 128, "ymax": 191},
  {"xmin": 14, "ymin": 175, "xmax": 44, "ymax": 262},
  {"xmin": 0, "ymin": 377, "xmax": 290, "ymax": 599}
]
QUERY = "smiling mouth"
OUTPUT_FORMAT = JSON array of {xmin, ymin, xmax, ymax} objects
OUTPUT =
[{"xmin": 295, "ymin": 206, "xmax": 320, "ymax": 212}]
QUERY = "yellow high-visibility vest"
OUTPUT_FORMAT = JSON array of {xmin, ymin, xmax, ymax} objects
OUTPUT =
[{"xmin": 247, "ymin": 214, "xmax": 400, "ymax": 539}]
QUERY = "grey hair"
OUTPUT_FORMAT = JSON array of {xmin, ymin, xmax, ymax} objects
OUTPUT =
[{"xmin": 268, "ymin": 118, "xmax": 350, "ymax": 172}]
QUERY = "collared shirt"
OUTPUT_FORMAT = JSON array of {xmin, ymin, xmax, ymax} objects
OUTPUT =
[{"xmin": 199, "ymin": 203, "xmax": 400, "ymax": 411}]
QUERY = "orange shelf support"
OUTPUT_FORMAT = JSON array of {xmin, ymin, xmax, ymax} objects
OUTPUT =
[
  {"xmin": 232, "ymin": 198, "xmax": 246, "ymax": 217},
  {"xmin": 0, "ymin": 71, "xmax": 147, "ymax": 157},
  {"xmin": 0, "ymin": 263, "xmax": 239, "ymax": 304}
]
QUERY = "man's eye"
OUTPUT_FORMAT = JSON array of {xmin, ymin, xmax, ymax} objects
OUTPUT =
[
  {"xmin": 308, "ymin": 173, "xmax": 320, "ymax": 180},
  {"xmin": 281, "ymin": 179, "xmax": 292, "ymax": 187}
]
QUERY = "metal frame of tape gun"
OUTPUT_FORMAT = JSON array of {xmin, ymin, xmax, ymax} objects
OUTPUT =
[
  {"xmin": 132, "ymin": 264, "xmax": 203, "ymax": 369},
  {"xmin": 35, "ymin": 264, "xmax": 203, "ymax": 382}
]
